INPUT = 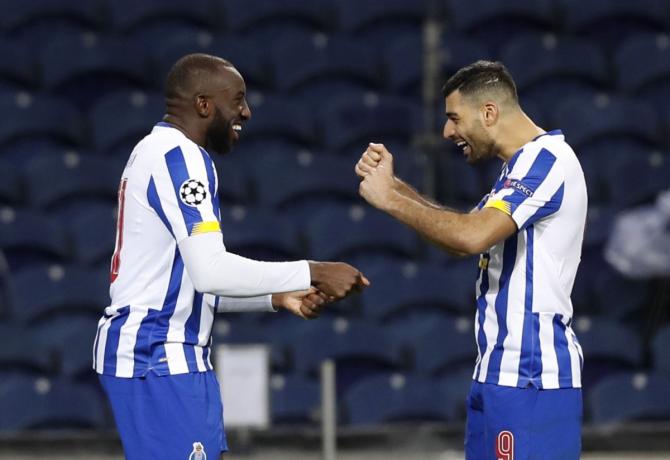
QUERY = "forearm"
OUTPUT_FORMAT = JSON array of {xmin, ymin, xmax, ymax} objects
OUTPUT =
[
  {"xmin": 394, "ymin": 177, "xmax": 444, "ymax": 210},
  {"xmin": 179, "ymin": 233, "xmax": 311, "ymax": 297}
]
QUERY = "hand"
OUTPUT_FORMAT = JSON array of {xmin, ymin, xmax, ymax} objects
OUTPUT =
[
  {"xmin": 358, "ymin": 144, "xmax": 397, "ymax": 211},
  {"xmin": 308, "ymin": 261, "xmax": 370, "ymax": 299},
  {"xmin": 272, "ymin": 288, "xmax": 329, "ymax": 320}
]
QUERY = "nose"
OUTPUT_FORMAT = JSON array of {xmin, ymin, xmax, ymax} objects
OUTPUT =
[
  {"xmin": 443, "ymin": 119, "xmax": 456, "ymax": 139},
  {"xmin": 241, "ymin": 99, "xmax": 251, "ymax": 120}
]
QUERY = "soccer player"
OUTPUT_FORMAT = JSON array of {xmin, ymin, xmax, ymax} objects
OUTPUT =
[
  {"xmin": 94, "ymin": 53, "xmax": 369, "ymax": 460},
  {"xmin": 355, "ymin": 61, "xmax": 586, "ymax": 460}
]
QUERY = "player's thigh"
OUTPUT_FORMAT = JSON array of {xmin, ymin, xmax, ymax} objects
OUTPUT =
[
  {"xmin": 529, "ymin": 388, "xmax": 582, "ymax": 460},
  {"xmin": 465, "ymin": 382, "xmax": 485, "ymax": 460}
]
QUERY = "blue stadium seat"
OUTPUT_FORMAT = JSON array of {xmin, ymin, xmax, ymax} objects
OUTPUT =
[
  {"xmin": 292, "ymin": 318, "xmax": 403, "ymax": 393},
  {"xmin": 7, "ymin": 264, "xmax": 109, "ymax": 324},
  {"xmin": 501, "ymin": 34, "xmax": 609, "ymax": 101},
  {"xmin": 0, "ymin": 322, "xmax": 53, "ymax": 374},
  {"xmin": 589, "ymin": 372, "xmax": 670, "ymax": 423},
  {"xmin": 651, "ymin": 325, "xmax": 670, "ymax": 375},
  {"xmin": 441, "ymin": 369, "xmax": 475, "ymax": 421},
  {"xmin": 250, "ymin": 150, "xmax": 360, "ymax": 220},
  {"xmin": 0, "ymin": 161, "xmax": 22, "ymax": 206},
  {"xmin": 219, "ymin": 0, "xmax": 328, "ymax": 33},
  {"xmin": 446, "ymin": 0, "xmax": 556, "ymax": 45},
  {"xmin": 559, "ymin": 0, "xmax": 669, "ymax": 49},
  {"xmin": 269, "ymin": 33, "xmax": 381, "ymax": 95},
  {"xmin": 270, "ymin": 373, "xmax": 320, "ymax": 424},
  {"xmin": 316, "ymin": 92, "xmax": 420, "ymax": 153},
  {"xmin": 0, "ymin": 41, "xmax": 36, "ymax": 90},
  {"xmin": 151, "ymin": 32, "xmax": 268, "ymax": 88},
  {"xmin": 211, "ymin": 155, "xmax": 249, "ymax": 205},
  {"xmin": 334, "ymin": 0, "xmax": 427, "ymax": 33},
  {"xmin": 0, "ymin": 91, "xmax": 83, "ymax": 150},
  {"xmin": 40, "ymin": 34, "xmax": 149, "ymax": 107},
  {"xmin": 344, "ymin": 373, "xmax": 453, "ymax": 425},
  {"xmin": 553, "ymin": 94, "xmax": 659, "ymax": 150},
  {"xmin": 90, "ymin": 90, "xmax": 163, "ymax": 154},
  {"xmin": 582, "ymin": 206, "xmax": 616, "ymax": 250},
  {"xmin": 0, "ymin": 208, "xmax": 69, "ymax": 272},
  {"xmin": 438, "ymin": 153, "xmax": 489, "ymax": 207},
  {"xmin": 615, "ymin": 33, "xmax": 670, "ymax": 112},
  {"xmin": 0, "ymin": 375, "xmax": 107, "ymax": 430},
  {"xmin": 31, "ymin": 316, "xmax": 99, "ymax": 378},
  {"xmin": 103, "ymin": 0, "xmax": 214, "ymax": 32},
  {"xmin": 361, "ymin": 261, "xmax": 478, "ymax": 320},
  {"xmin": 23, "ymin": 153, "xmax": 120, "ymax": 211},
  {"xmin": 0, "ymin": 0, "xmax": 100, "ymax": 32},
  {"xmin": 243, "ymin": 93, "xmax": 316, "ymax": 146},
  {"xmin": 66, "ymin": 203, "xmax": 117, "ymax": 267},
  {"xmin": 307, "ymin": 205, "xmax": 419, "ymax": 265},
  {"xmin": 573, "ymin": 316, "xmax": 643, "ymax": 390},
  {"xmin": 219, "ymin": 206, "xmax": 302, "ymax": 261},
  {"xmin": 389, "ymin": 312, "xmax": 476, "ymax": 375}
]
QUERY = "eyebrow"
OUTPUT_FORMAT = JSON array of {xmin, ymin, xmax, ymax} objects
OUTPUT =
[{"xmin": 446, "ymin": 111, "xmax": 459, "ymax": 118}]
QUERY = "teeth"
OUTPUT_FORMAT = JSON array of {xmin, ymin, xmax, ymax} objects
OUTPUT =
[{"xmin": 232, "ymin": 124, "xmax": 242, "ymax": 131}]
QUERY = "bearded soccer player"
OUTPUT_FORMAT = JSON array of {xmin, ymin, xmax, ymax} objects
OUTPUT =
[
  {"xmin": 356, "ymin": 60, "xmax": 586, "ymax": 460},
  {"xmin": 94, "ymin": 54, "xmax": 369, "ymax": 460}
]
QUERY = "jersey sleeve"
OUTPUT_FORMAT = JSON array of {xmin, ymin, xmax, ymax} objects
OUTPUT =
[
  {"xmin": 147, "ymin": 144, "xmax": 221, "ymax": 243},
  {"xmin": 483, "ymin": 148, "xmax": 565, "ymax": 230}
]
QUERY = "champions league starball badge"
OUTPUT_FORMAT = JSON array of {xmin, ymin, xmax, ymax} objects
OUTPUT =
[{"xmin": 179, "ymin": 179, "xmax": 208, "ymax": 207}]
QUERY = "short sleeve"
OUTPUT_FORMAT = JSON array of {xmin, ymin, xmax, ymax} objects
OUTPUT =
[
  {"xmin": 484, "ymin": 148, "xmax": 565, "ymax": 230},
  {"xmin": 147, "ymin": 144, "xmax": 221, "ymax": 242}
]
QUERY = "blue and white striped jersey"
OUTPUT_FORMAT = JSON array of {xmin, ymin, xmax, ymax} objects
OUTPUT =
[
  {"xmin": 94, "ymin": 122, "xmax": 227, "ymax": 378},
  {"xmin": 473, "ymin": 130, "xmax": 587, "ymax": 389}
]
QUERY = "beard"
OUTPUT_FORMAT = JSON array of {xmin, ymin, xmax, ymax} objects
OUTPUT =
[
  {"xmin": 465, "ymin": 120, "xmax": 496, "ymax": 164},
  {"xmin": 205, "ymin": 107, "xmax": 234, "ymax": 155}
]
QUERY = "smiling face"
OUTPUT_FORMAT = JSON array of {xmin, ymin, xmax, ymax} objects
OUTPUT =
[{"xmin": 203, "ymin": 66, "xmax": 251, "ymax": 155}]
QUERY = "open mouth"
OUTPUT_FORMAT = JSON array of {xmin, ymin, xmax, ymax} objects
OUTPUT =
[
  {"xmin": 231, "ymin": 122, "xmax": 242, "ymax": 140},
  {"xmin": 455, "ymin": 139, "xmax": 471, "ymax": 156}
]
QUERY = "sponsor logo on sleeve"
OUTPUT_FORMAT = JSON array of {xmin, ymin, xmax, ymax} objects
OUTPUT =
[{"xmin": 503, "ymin": 179, "xmax": 533, "ymax": 197}]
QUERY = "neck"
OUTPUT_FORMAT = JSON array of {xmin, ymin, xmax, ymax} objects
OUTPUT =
[
  {"xmin": 162, "ymin": 112, "xmax": 207, "ymax": 148},
  {"xmin": 495, "ymin": 110, "xmax": 545, "ymax": 163}
]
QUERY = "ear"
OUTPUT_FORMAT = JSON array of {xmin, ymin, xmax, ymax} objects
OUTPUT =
[
  {"xmin": 481, "ymin": 101, "xmax": 499, "ymax": 127},
  {"xmin": 195, "ymin": 94, "xmax": 210, "ymax": 118}
]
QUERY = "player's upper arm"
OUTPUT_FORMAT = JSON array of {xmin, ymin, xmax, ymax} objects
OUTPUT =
[
  {"xmin": 463, "ymin": 206, "xmax": 517, "ymax": 254},
  {"xmin": 146, "ymin": 143, "xmax": 221, "ymax": 243}
]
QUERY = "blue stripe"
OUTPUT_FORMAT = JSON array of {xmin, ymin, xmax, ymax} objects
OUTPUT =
[
  {"xmin": 553, "ymin": 314, "xmax": 573, "ymax": 387},
  {"xmin": 485, "ymin": 234, "xmax": 518, "ymax": 384},
  {"xmin": 517, "ymin": 226, "xmax": 534, "ymax": 387},
  {"xmin": 199, "ymin": 147, "xmax": 221, "ymax": 220},
  {"xmin": 521, "ymin": 183, "xmax": 564, "ymax": 229},
  {"xmin": 102, "ymin": 306, "xmax": 131, "ymax": 375},
  {"xmin": 132, "ymin": 309, "xmax": 159, "ymax": 377},
  {"xmin": 474, "ymin": 254, "xmax": 490, "ymax": 381},
  {"xmin": 147, "ymin": 176, "xmax": 174, "ymax": 236},
  {"xmin": 504, "ymin": 148, "xmax": 557, "ymax": 211},
  {"xmin": 165, "ymin": 147, "xmax": 204, "ymax": 235},
  {"xmin": 183, "ymin": 292, "xmax": 203, "ymax": 372}
]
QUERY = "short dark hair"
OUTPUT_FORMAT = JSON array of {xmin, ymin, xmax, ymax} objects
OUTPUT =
[
  {"xmin": 441, "ymin": 60, "xmax": 518, "ymax": 104},
  {"xmin": 165, "ymin": 53, "xmax": 234, "ymax": 99}
]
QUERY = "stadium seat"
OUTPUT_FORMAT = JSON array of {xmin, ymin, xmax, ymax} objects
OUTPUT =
[
  {"xmin": 651, "ymin": 325, "xmax": 670, "ymax": 375},
  {"xmin": 242, "ymin": 93, "xmax": 317, "ymax": 146},
  {"xmin": 0, "ymin": 208, "xmax": 70, "ymax": 272},
  {"xmin": 501, "ymin": 34, "xmax": 609, "ymax": 100},
  {"xmin": 39, "ymin": 34, "xmax": 149, "ymax": 107},
  {"xmin": 270, "ymin": 373, "xmax": 320, "ymax": 424},
  {"xmin": 0, "ymin": 91, "xmax": 83, "ymax": 150},
  {"xmin": 90, "ymin": 90, "xmax": 164, "ymax": 154},
  {"xmin": 389, "ymin": 312, "xmax": 477, "ymax": 375},
  {"xmin": 212, "ymin": 155, "xmax": 249, "ymax": 205},
  {"xmin": 249, "ymin": 150, "xmax": 360, "ymax": 221},
  {"xmin": 437, "ymin": 152, "xmax": 489, "ymax": 206},
  {"xmin": 219, "ymin": 0, "xmax": 328, "ymax": 33},
  {"xmin": 7, "ymin": 264, "xmax": 109, "ymax": 324},
  {"xmin": 306, "ymin": 205, "xmax": 419, "ymax": 265},
  {"xmin": 344, "ymin": 373, "xmax": 453, "ymax": 425},
  {"xmin": 559, "ymin": 0, "xmax": 669, "ymax": 49},
  {"xmin": 103, "ymin": 0, "xmax": 214, "ymax": 33},
  {"xmin": 292, "ymin": 318, "xmax": 403, "ymax": 393},
  {"xmin": 0, "ymin": 161, "xmax": 22, "ymax": 206},
  {"xmin": 268, "ymin": 33, "xmax": 381, "ymax": 95},
  {"xmin": 151, "ymin": 32, "xmax": 268, "ymax": 88},
  {"xmin": 316, "ymin": 92, "xmax": 420, "ymax": 152},
  {"xmin": 23, "ymin": 153, "xmax": 120, "ymax": 211},
  {"xmin": 553, "ymin": 94, "xmax": 659, "ymax": 150},
  {"xmin": 573, "ymin": 316, "xmax": 643, "ymax": 390},
  {"xmin": 0, "ymin": 322, "xmax": 53, "ymax": 374},
  {"xmin": 446, "ymin": 0, "xmax": 556, "ymax": 45},
  {"xmin": 334, "ymin": 0, "xmax": 427, "ymax": 33},
  {"xmin": 66, "ymin": 203, "xmax": 117, "ymax": 267},
  {"xmin": 0, "ymin": 375, "xmax": 107, "ymax": 430},
  {"xmin": 219, "ymin": 206, "xmax": 302, "ymax": 261},
  {"xmin": 441, "ymin": 369, "xmax": 475, "ymax": 421},
  {"xmin": 0, "ymin": 41, "xmax": 36, "ymax": 90},
  {"xmin": 582, "ymin": 206, "xmax": 616, "ymax": 250},
  {"xmin": 361, "ymin": 261, "xmax": 478, "ymax": 320},
  {"xmin": 589, "ymin": 372, "xmax": 670, "ymax": 423},
  {"xmin": 0, "ymin": 0, "xmax": 100, "ymax": 33}
]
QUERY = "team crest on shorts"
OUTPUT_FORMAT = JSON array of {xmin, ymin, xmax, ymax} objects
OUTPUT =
[
  {"xmin": 180, "ymin": 179, "xmax": 207, "ymax": 207},
  {"xmin": 188, "ymin": 441, "xmax": 207, "ymax": 460}
]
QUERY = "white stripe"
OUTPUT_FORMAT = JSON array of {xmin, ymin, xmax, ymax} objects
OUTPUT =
[
  {"xmin": 95, "ymin": 318, "xmax": 113, "ymax": 374},
  {"xmin": 115, "ymin": 307, "xmax": 150, "ymax": 377},
  {"xmin": 477, "ymin": 244, "xmax": 503, "ymax": 382},
  {"xmin": 566, "ymin": 326, "xmax": 582, "ymax": 387},
  {"xmin": 513, "ymin": 162, "xmax": 564, "ymax": 228},
  {"xmin": 195, "ymin": 295, "xmax": 215, "ymax": 372},
  {"xmin": 165, "ymin": 270, "xmax": 194, "ymax": 374},
  {"xmin": 165, "ymin": 343, "xmax": 189, "ymax": 374},
  {"xmin": 182, "ymin": 142, "xmax": 218, "ymax": 223},
  {"xmin": 498, "ymin": 232, "xmax": 527, "ymax": 386},
  {"xmin": 539, "ymin": 314, "xmax": 559, "ymax": 389}
]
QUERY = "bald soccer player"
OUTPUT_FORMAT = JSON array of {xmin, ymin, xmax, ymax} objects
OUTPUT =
[{"xmin": 94, "ymin": 54, "xmax": 369, "ymax": 460}]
